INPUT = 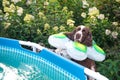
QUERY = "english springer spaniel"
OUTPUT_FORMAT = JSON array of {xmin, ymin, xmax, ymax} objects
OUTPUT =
[
  {"xmin": 64, "ymin": 25, "xmax": 95, "ymax": 80},
  {"xmin": 64, "ymin": 25, "xmax": 92, "ymax": 47}
]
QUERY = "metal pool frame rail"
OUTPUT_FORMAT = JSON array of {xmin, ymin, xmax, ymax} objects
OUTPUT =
[{"xmin": 0, "ymin": 37, "xmax": 109, "ymax": 80}]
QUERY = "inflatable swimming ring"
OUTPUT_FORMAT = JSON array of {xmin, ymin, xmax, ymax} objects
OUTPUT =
[
  {"xmin": 48, "ymin": 33, "xmax": 70, "ymax": 49},
  {"xmin": 87, "ymin": 41, "xmax": 106, "ymax": 61},
  {"xmin": 48, "ymin": 33, "xmax": 106, "ymax": 61}
]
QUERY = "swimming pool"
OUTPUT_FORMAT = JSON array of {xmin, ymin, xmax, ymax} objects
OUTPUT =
[{"xmin": 0, "ymin": 37, "xmax": 108, "ymax": 80}]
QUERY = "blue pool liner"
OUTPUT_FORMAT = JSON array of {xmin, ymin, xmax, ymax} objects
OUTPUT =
[{"xmin": 0, "ymin": 37, "xmax": 87, "ymax": 80}]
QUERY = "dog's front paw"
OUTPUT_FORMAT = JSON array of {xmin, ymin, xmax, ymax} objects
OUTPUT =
[{"xmin": 55, "ymin": 49, "xmax": 71, "ymax": 59}]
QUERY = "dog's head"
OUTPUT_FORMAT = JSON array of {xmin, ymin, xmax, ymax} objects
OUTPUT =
[{"xmin": 64, "ymin": 25, "xmax": 92, "ymax": 46}]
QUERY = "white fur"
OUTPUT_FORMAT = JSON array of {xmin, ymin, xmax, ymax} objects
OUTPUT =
[
  {"xmin": 55, "ymin": 49, "xmax": 71, "ymax": 59},
  {"xmin": 74, "ymin": 25, "xmax": 86, "ymax": 42}
]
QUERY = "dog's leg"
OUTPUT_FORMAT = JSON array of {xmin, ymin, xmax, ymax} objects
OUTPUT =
[
  {"xmin": 88, "ymin": 61, "xmax": 96, "ymax": 80},
  {"xmin": 55, "ymin": 48, "xmax": 71, "ymax": 59}
]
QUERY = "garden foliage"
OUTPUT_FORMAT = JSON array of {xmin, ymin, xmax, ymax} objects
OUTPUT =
[
  {"xmin": 0, "ymin": 0, "xmax": 75, "ymax": 46},
  {"xmin": 0, "ymin": 0, "xmax": 120, "ymax": 79}
]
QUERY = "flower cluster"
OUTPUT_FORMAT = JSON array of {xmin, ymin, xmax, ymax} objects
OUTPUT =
[
  {"xmin": 3, "ymin": 22, "xmax": 11, "ymax": 29},
  {"xmin": 81, "ymin": 6, "xmax": 105, "ymax": 20},
  {"xmin": 88, "ymin": 7, "xmax": 99, "ymax": 17},
  {"xmin": 79, "ymin": 0, "xmax": 120, "ymax": 52},
  {"xmin": 81, "ymin": 12, "xmax": 86, "ymax": 18},
  {"xmin": 60, "ymin": 25, "xmax": 65, "ymax": 31},
  {"xmin": 105, "ymin": 29, "xmax": 118, "ymax": 39},
  {"xmin": 82, "ymin": 0, "xmax": 89, "ymax": 8},
  {"xmin": 23, "ymin": 14, "xmax": 34, "ymax": 23},
  {"xmin": 2, "ymin": 0, "xmax": 38, "ymax": 24},
  {"xmin": 3, "ymin": 0, "xmax": 23, "ymax": 16},
  {"xmin": 105, "ymin": 21, "xmax": 119, "ymax": 39},
  {"xmin": 4, "ymin": 3, "xmax": 16, "ymax": 13},
  {"xmin": 80, "ymin": 0, "xmax": 106, "ymax": 23},
  {"xmin": 16, "ymin": 6, "xmax": 23, "ymax": 16},
  {"xmin": 0, "ymin": 0, "xmax": 74, "ymax": 44},
  {"xmin": 44, "ymin": 23, "xmax": 50, "ymax": 30},
  {"xmin": 53, "ymin": 26, "xmax": 59, "ymax": 32},
  {"xmin": 67, "ymin": 19, "xmax": 75, "ymax": 27},
  {"xmin": 38, "ymin": 12, "xmax": 45, "ymax": 18},
  {"xmin": 1, "ymin": 0, "xmax": 119, "ymax": 61},
  {"xmin": 11, "ymin": 0, "xmax": 21, "ymax": 4},
  {"xmin": 116, "ymin": 0, "xmax": 120, "ymax": 3}
]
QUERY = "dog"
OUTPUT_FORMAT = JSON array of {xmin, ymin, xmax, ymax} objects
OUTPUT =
[
  {"xmin": 63, "ymin": 25, "xmax": 96, "ymax": 80},
  {"xmin": 64, "ymin": 25, "xmax": 92, "ymax": 47},
  {"xmin": 48, "ymin": 25, "xmax": 106, "ymax": 80}
]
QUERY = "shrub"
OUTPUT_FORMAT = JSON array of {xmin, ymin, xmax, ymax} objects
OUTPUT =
[
  {"xmin": 58, "ymin": 1, "xmax": 120, "ymax": 79},
  {"xmin": 0, "ymin": 0, "xmax": 75, "ymax": 46},
  {"xmin": 0, "ymin": 0, "xmax": 120, "ymax": 79},
  {"xmin": 97, "ymin": 59, "xmax": 120, "ymax": 80},
  {"xmin": 58, "ymin": 0, "xmax": 120, "ymax": 59},
  {"xmin": 91, "ymin": 0, "xmax": 120, "ymax": 58}
]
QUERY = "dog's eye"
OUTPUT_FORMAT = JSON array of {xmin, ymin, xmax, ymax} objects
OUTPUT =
[
  {"xmin": 77, "ymin": 27, "xmax": 81, "ymax": 31},
  {"xmin": 82, "ymin": 29, "xmax": 85, "ymax": 32}
]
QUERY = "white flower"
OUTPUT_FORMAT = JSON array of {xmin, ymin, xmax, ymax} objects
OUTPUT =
[
  {"xmin": 9, "ymin": 4, "xmax": 16, "ymax": 13},
  {"xmin": 62, "ymin": 7, "xmax": 68, "ymax": 11},
  {"xmin": 60, "ymin": 25, "xmax": 65, "ymax": 31},
  {"xmin": 2, "ymin": 0, "xmax": 10, "ymax": 7},
  {"xmin": 16, "ymin": 6, "xmax": 23, "ymax": 16},
  {"xmin": 0, "ymin": 10, "xmax": 2, "ymax": 13},
  {"xmin": 11, "ymin": 0, "xmax": 21, "ymax": 4},
  {"xmin": 44, "ymin": 23, "xmax": 50, "ymax": 30},
  {"xmin": 69, "ymin": 11, "xmax": 73, "ymax": 16},
  {"xmin": 37, "ymin": 29, "xmax": 41, "ymax": 35},
  {"xmin": 82, "ymin": 0, "xmax": 89, "ymax": 8},
  {"xmin": 67, "ymin": 19, "xmax": 75, "ymax": 26},
  {"xmin": 88, "ymin": 7, "xmax": 99, "ymax": 17},
  {"xmin": 24, "ymin": 14, "xmax": 34, "ymax": 23},
  {"xmin": 53, "ymin": 26, "xmax": 59, "ymax": 32},
  {"xmin": 112, "ymin": 22, "xmax": 118, "ymax": 26},
  {"xmin": 4, "ymin": 13, "xmax": 9, "ymax": 20},
  {"xmin": 81, "ymin": 12, "xmax": 87, "ymax": 18},
  {"xmin": 111, "ymin": 31, "xmax": 118, "ymax": 39},
  {"xmin": 4, "ymin": 22, "xmax": 11, "ymax": 29},
  {"xmin": 105, "ymin": 29, "xmax": 111, "ymax": 35},
  {"xmin": 4, "ymin": 7, "xmax": 10, "ymax": 13},
  {"xmin": 116, "ymin": 0, "xmax": 120, "ymax": 3},
  {"xmin": 44, "ymin": 1, "xmax": 49, "ymax": 6},
  {"xmin": 62, "ymin": 6, "xmax": 68, "ymax": 12},
  {"xmin": 26, "ymin": 0, "xmax": 32, "ymax": 5},
  {"xmin": 97, "ymin": 14, "xmax": 105, "ymax": 20},
  {"xmin": 4, "ymin": 4, "xmax": 16, "ymax": 13},
  {"xmin": 38, "ymin": 12, "xmax": 44, "ymax": 18}
]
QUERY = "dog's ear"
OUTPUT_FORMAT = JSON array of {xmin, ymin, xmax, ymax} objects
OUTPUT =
[
  {"xmin": 64, "ymin": 28, "xmax": 77, "ymax": 41},
  {"xmin": 83, "ymin": 31, "xmax": 92, "ymax": 46}
]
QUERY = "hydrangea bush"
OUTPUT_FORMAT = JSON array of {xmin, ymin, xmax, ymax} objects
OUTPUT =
[
  {"xmin": 0, "ymin": 0, "xmax": 75, "ymax": 46},
  {"xmin": 58, "ymin": 0, "xmax": 120, "ymax": 58},
  {"xmin": 58, "ymin": 0, "xmax": 120, "ymax": 79},
  {"xmin": 0, "ymin": 0, "xmax": 120, "ymax": 79},
  {"xmin": 95, "ymin": 0, "xmax": 120, "ymax": 58}
]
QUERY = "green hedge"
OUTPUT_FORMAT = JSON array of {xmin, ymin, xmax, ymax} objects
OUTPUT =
[{"xmin": 0, "ymin": 0, "xmax": 120, "ymax": 79}]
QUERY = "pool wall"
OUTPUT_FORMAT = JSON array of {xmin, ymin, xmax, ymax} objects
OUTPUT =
[{"xmin": 0, "ymin": 37, "xmax": 86, "ymax": 80}]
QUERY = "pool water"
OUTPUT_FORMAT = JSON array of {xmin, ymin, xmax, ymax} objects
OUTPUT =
[
  {"xmin": 0, "ymin": 45, "xmax": 80, "ymax": 80},
  {"xmin": 0, "ymin": 62, "xmax": 50, "ymax": 80},
  {"xmin": 0, "ymin": 49, "xmax": 52, "ymax": 80},
  {"xmin": 0, "ymin": 47, "xmax": 54, "ymax": 80}
]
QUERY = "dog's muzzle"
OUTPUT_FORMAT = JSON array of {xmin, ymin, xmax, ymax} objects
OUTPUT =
[{"xmin": 74, "ymin": 32, "xmax": 82, "ymax": 42}]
